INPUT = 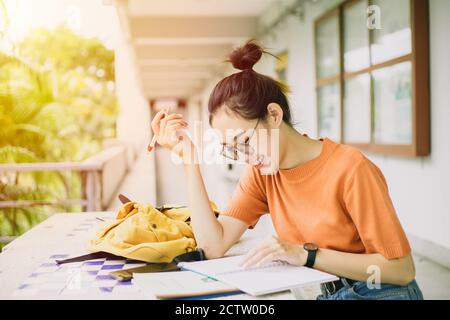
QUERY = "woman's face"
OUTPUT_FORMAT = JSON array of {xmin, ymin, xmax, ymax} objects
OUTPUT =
[{"xmin": 211, "ymin": 107, "xmax": 280, "ymax": 175}]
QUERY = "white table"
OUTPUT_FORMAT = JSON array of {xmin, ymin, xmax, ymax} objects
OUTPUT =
[{"xmin": 0, "ymin": 212, "xmax": 320, "ymax": 300}]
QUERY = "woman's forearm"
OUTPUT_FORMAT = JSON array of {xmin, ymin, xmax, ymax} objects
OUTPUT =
[
  {"xmin": 150, "ymin": 112, "xmax": 226, "ymax": 256},
  {"xmin": 183, "ymin": 161, "xmax": 225, "ymax": 257},
  {"xmin": 314, "ymin": 248, "xmax": 416, "ymax": 286}
]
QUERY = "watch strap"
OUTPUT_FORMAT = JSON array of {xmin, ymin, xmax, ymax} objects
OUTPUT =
[{"xmin": 305, "ymin": 247, "xmax": 317, "ymax": 268}]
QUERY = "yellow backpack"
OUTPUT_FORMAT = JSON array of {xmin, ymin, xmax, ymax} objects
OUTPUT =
[{"xmin": 87, "ymin": 200, "xmax": 219, "ymax": 263}]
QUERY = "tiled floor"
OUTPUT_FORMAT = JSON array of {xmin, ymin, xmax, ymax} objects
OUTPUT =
[{"xmin": 414, "ymin": 253, "xmax": 450, "ymax": 299}]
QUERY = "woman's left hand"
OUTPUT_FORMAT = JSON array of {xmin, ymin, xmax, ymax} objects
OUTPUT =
[{"xmin": 239, "ymin": 235, "xmax": 307, "ymax": 269}]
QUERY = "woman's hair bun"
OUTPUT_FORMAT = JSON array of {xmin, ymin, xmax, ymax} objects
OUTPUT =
[{"xmin": 227, "ymin": 39, "xmax": 264, "ymax": 71}]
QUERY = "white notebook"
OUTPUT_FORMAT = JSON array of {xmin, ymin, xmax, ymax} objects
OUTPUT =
[
  {"xmin": 132, "ymin": 271, "xmax": 240, "ymax": 299},
  {"xmin": 178, "ymin": 255, "xmax": 339, "ymax": 296}
]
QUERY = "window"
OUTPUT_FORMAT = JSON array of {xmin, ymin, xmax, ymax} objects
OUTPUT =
[{"xmin": 314, "ymin": 0, "xmax": 430, "ymax": 156}]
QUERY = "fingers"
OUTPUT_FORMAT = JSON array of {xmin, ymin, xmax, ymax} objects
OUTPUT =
[
  {"xmin": 156, "ymin": 115, "xmax": 189, "ymax": 152},
  {"xmin": 240, "ymin": 237, "xmax": 279, "ymax": 266},
  {"xmin": 150, "ymin": 110, "xmax": 193, "ymax": 156},
  {"xmin": 151, "ymin": 110, "xmax": 167, "ymax": 134},
  {"xmin": 161, "ymin": 113, "xmax": 184, "ymax": 125},
  {"xmin": 166, "ymin": 119, "xmax": 188, "ymax": 129},
  {"xmin": 151, "ymin": 111, "xmax": 184, "ymax": 133},
  {"xmin": 161, "ymin": 119, "xmax": 188, "ymax": 143},
  {"xmin": 159, "ymin": 113, "xmax": 184, "ymax": 135},
  {"xmin": 240, "ymin": 236, "xmax": 281, "ymax": 268},
  {"xmin": 239, "ymin": 242, "xmax": 265, "ymax": 266},
  {"xmin": 254, "ymin": 251, "xmax": 280, "ymax": 268},
  {"xmin": 241, "ymin": 245, "xmax": 278, "ymax": 269}
]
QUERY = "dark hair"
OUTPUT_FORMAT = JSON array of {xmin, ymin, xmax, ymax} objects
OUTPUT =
[{"xmin": 208, "ymin": 39, "xmax": 292, "ymax": 126}]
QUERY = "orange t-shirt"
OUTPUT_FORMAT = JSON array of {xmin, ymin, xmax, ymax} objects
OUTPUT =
[{"xmin": 220, "ymin": 137, "xmax": 411, "ymax": 259}]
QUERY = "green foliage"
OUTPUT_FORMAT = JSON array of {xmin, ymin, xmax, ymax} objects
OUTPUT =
[
  {"xmin": 0, "ymin": 23, "xmax": 118, "ymax": 248},
  {"xmin": 18, "ymin": 26, "xmax": 115, "ymax": 81}
]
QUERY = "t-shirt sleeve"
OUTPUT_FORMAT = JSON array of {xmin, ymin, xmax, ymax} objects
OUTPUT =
[
  {"xmin": 220, "ymin": 166, "xmax": 269, "ymax": 229},
  {"xmin": 343, "ymin": 158, "xmax": 411, "ymax": 259}
]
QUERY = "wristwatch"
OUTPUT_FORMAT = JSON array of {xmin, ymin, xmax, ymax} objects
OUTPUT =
[{"xmin": 303, "ymin": 243, "xmax": 319, "ymax": 268}]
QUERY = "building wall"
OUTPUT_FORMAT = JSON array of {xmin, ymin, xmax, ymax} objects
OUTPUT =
[
  {"xmin": 198, "ymin": 0, "xmax": 450, "ymax": 264},
  {"xmin": 115, "ymin": 32, "xmax": 151, "ymax": 154},
  {"xmin": 113, "ymin": 28, "xmax": 157, "ymax": 206}
]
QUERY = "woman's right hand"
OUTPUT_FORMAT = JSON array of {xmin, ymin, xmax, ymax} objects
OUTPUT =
[{"xmin": 150, "ymin": 110, "xmax": 192, "ymax": 159}]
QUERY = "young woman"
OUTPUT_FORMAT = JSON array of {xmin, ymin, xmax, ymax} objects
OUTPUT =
[{"xmin": 150, "ymin": 40, "xmax": 424, "ymax": 300}]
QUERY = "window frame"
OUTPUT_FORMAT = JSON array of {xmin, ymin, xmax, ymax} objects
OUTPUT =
[{"xmin": 314, "ymin": 0, "xmax": 430, "ymax": 156}]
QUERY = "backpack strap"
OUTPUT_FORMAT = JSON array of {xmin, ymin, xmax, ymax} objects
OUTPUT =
[
  {"xmin": 156, "ymin": 205, "xmax": 187, "ymax": 211},
  {"xmin": 55, "ymin": 252, "xmax": 130, "ymax": 265},
  {"xmin": 171, "ymin": 248, "xmax": 206, "ymax": 264}
]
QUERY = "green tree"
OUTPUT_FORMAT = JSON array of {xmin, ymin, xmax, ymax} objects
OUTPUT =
[
  {"xmin": 17, "ymin": 26, "xmax": 115, "ymax": 81},
  {"xmin": 0, "ymin": 21, "xmax": 118, "ymax": 250}
]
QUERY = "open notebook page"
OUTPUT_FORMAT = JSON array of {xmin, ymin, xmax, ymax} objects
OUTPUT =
[
  {"xmin": 132, "ymin": 271, "xmax": 239, "ymax": 299},
  {"xmin": 178, "ymin": 255, "xmax": 339, "ymax": 296},
  {"xmin": 178, "ymin": 255, "xmax": 285, "ymax": 278}
]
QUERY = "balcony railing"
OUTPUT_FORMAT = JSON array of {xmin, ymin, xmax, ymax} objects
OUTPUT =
[{"xmin": 0, "ymin": 145, "xmax": 130, "ymax": 245}]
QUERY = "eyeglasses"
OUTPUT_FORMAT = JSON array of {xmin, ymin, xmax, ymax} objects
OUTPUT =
[{"xmin": 220, "ymin": 118, "xmax": 260, "ymax": 161}]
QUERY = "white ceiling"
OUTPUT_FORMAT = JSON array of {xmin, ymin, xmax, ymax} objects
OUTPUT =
[
  {"xmin": 128, "ymin": 0, "xmax": 276, "ymax": 17},
  {"xmin": 116, "ymin": 0, "xmax": 278, "ymax": 100}
]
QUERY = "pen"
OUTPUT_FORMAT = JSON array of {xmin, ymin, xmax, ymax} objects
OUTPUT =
[{"xmin": 147, "ymin": 135, "xmax": 157, "ymax": 152}]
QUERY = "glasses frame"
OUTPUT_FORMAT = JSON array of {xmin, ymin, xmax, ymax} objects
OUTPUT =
[{"xmin": 220, "ymin": 118, "xmax": 261, "ymax": 161}]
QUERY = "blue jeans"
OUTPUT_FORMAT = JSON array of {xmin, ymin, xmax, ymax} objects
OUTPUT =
[{"xmin": 316, "ymin": 279, "xmax": 424, "ymax": 300}]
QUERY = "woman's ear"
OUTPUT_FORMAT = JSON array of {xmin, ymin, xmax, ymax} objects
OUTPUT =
[{"xmin": 266, "ymin": 103, "xmax": 283, "ymax": 128}]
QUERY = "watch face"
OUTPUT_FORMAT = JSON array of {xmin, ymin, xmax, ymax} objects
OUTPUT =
[{"xmin": 304, "ymin": 243, "xmax": 319, "ymax": 251}]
